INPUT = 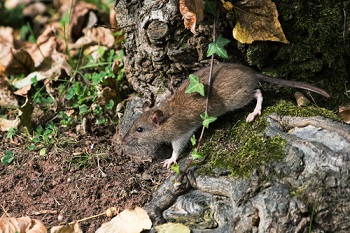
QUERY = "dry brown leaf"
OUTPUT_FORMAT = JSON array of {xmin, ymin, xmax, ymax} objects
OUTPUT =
[
  {"xmin": 27, "ymin": 26, "xmax": 59, "ymax": 67},
  {"xmin": 5, "ymin": 0, "xmax": 31, "ymax": 9},
  {"xmin": 0, "ymin": 71, "xmax": 18, "ymax": 107},
  {"xmin": 6, "ymin": 48, "xmax": 35, "ymax": 75},
  {"xmin": 70, "ymin": 1, "xmax": 98, "ymax": 42},
  {"xmin": 0, "ymin": 216, "xmax": 47, "ymax": 233},
  {"xmin": 294, "ymin": 91, "xmax": 311, "ymax": 107},
  {"xmin": 23, "ymin": 2, "xmax": 47, "ymax": 18},
  {"xmin": 0, "ymin": 117, "xmax": 20, "ymax": 131},
  {"xmin": 53, "ymin": 0, "xmax": 73, "ymax": 14},
  {"xmin": 13, "ymin": 50, "xmax": 70, "ymax": 91},
  {"xmin": 233, "ymin": 0, "xmax": 289, "ymax": 44},
  {"xmin": 50, "ymin": 222, "xmax": 82, "ymax": 233},
  {"xmin": 110, "ymin": 5, "xmax": 118, "ymax": 29},
  {"xmin": 179, "ymin": 0, "xmax": 205, "ymax": 34},
  {"xmin": 70, "ymin": 27, "xmax": 115, "ymax": 51},
  {"xmin": 0, "ymin": 26, "xmax": 15, "ymax": 68},
  {"xmin": 339, "ymin": 106, "xmax": 350, "ymax": 124},
  {"xmin": 95, "ymin": 207, "xmax": 152, "ymax": 233}
]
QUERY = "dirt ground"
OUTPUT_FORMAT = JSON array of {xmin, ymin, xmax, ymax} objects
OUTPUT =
[{"xmin": 0, "ymin": 124, "xmax": 170, "ymax": 232}]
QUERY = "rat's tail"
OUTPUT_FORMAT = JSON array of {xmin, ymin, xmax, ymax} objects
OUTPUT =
[{"xmin": 256, "ymin": 74, "xmax": 331, "ymax": 98}]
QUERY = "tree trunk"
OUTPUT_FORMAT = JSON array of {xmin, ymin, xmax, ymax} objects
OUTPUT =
[{"xmin": 114, "ymin": 0, "xmax": 225, "ymax": 100}]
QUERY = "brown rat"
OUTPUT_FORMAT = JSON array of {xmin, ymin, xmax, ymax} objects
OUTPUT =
[{"xmin": 121, "ymin": 63, "xmax": 330, "ymax": 168}]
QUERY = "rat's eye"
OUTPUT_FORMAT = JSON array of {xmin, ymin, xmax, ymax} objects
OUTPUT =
[{"xmin": 136, "ymin": 127, "xmax": 144, "ymax": 133}]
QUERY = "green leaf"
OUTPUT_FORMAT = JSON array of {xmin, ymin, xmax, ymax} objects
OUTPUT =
[
  {"xmin": 200, "ymin": 111, "xmax": 217, "ymax": 128},
  {"xmin": 1, "ymin": 150, "xmax": 14, "ymax": 165},
  {"xmin": 190, "ymin": 135, "xmax": 197, "ymax": 146},
  {"xmin": 39, "ymin": 148, "xmax": 46, "ymax": 156},
  {"xmin": 192, "ymin": 149, "xmax": 203, "ymax": 160},
  {"xmin": 207, "ymin": 36, "xmax": 231, "ymax": 59},
  {"xmin": 66, "ymin": 85, "xmax": 77, "ymax": 100},
  {"xmin": 216, "ymin": 36, "xmax": 231, "ymax": 47},
  {"xmin": 28, "ymin": 144, "xmax": 36, "ymax": 151},
  {"xmin": 106, "ymin": 100, "xmax": 114, "ymax": 110},
  {"xmin": 185, "ymin": 74, "xmax": 205, "ymax": 96},
  {"xmin": 79, "ymin": 104, "xmax": 88, "ymax": 115},
  {"xmin": 204, "ymin": 0, "xmax": 217, "ymax": 16},
  {"xmin": 171, "ymin": 162, "xmax": 180, "ymax": 174}
]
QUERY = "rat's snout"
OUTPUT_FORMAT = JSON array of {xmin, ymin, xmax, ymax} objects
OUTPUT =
[{"xmin": 120, "ymin": 134, "xmax": 136, "ymax": 145}]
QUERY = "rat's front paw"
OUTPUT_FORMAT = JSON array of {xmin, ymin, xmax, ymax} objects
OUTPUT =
[{"xmin": 163, "ymin": 158, "xmax": 176, "ymax": 169}]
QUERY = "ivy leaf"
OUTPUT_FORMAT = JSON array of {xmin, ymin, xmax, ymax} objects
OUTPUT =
[
  {"xmin": 171, "ymin": 162, "xmax": 180, "ymax": 174},
  {"xmin": 190, "ymin": 135, "xmax": 197, "ymax": 146},
  {"xmin": 207, "ymin": 36, "xmax": 231, "ymax": 58},
  {"xmin": 204, "ymin": 0, "xmax": 217, "ymax": 16},
  {"xmin": 1, "ymin": 150, "xmax": 14, "ymax": 165},
  {"xmin": 185, "ymin": 74, "xmax": 205, "ymax": 96},
  {"xmin": 192, "ymin": 149, "xmax": 203, "ymax": 160},
  {"xmin": 232, "ymin": 0, "xmax": 289, "ymax": 44},
  {"xmin": 200, "ymin": 111, "xmax": 217, "ymax": 128}
]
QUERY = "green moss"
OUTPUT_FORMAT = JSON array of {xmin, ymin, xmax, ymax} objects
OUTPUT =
[
  {"xmin": 201, "ymin": 115, "xmax": 286, "ymax": 178},
  {"xmin": 264, "ymin": 100, "xmax": 339, "ymax": 120},
  {"xmin": 245, "ymin": 0, "xmax": 350, "ymax": 106},
  {"xmin": 200, "ymin": 100, "xmax": 338, "ymax": 178}
]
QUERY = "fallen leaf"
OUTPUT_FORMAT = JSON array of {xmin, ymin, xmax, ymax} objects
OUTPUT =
[
  {"xmin": 339, "ymin": 106, "xmax": 350, "ymax": 124},
  {"xmin": 13, "ymin": 50, "xmax": 70, "ymax": 90},
  {"xmin": 233, "ymin": 0, "xmax": 289, "ymax": 44},
  {"xmin": 0, "ymin": 216, "xmax": 47, "ymax": 233},
  {"xmin": 23, "ymin": 2, "xmax": 47, "ymax": 18},
  {"xmin": 179, "ymin": 0, "xmax": 205, "ymax": 34},
  {"xmin": 95, "ymin": 207, "xmax": 152, "ymax": 233},
  {"xmin": 71, "ymin": 27, "xmax": 115, "ymax": 51},
  {"xmin": 155, "ymin": 223, "xmax": 191, "ymax": 233},
  {"xmin": 0, "ymin": 117, "xmax": 20, "ymax": 131},
  {"xmin": 0, "ymin": 71, "xmax": 19, "ymax": 107},
  {"xmin": 6, "ymin": 48, "xmax": 35, "ymax": 75},
  {"xmin": 294, "ymin": 91, "xmax": 311, "ymax": 107},
  {"xmin": 27, "ymin": 26, "xmax": 62, "ymax": 67},
  {"xmin": 5, "ymin": 0, "xmax": 31, "ymax": 9},
  {"xmin": 50, "ymin": 222, "xmax": 82, "ymax": 233},
  {"xmin": 70, "ymin": 1, "xmax": 98, "ymax": 42},
  {"xmin": 221, "ymin": 0, "xmax": 233, "ymax": 11},
  {"xmin": 0, "ymin": 26, "xmax": 15, "ymax": 68}
]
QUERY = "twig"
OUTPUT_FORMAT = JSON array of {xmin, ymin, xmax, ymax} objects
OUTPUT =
[{"xmin": 178, "ymin": 16, "xmax": 218, "ymax": 183}]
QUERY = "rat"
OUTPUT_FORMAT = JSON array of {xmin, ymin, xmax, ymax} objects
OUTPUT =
[{"xmin": 121, "ymin": 63, "xmax": 330, "ymax": 168}]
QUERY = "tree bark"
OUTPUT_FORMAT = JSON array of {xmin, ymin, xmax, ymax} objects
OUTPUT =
[{"xmin": 114, "ymin": 0, "xmax": 223, "ymax": 99}]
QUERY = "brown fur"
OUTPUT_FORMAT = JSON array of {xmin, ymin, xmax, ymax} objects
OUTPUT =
[{"xmin": 121, "ymin": 63, "xmax": 329, "ymax": 166}]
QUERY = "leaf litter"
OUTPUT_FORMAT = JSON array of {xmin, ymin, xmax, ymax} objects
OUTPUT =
[{"xmin": 0, "ymin": 0, "xmax": 171, "ymax": 232}]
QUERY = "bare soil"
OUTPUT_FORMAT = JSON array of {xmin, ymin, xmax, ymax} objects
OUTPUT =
[{"xmin": 0, "ymin": 124, "xmax": 170, "ymax": 232}]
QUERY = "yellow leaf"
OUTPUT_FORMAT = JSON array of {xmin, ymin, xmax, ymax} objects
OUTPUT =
[
  {"xmin": 155, "ymin": 223, "xmax": 191, "ymax": 233},
  {"xmin": 232, "ymin": 0, "xmax": 289, "ymax": 44},
  {"xmin": 221, "ymin": 0, "xmax": 233, "ymax": 11}
]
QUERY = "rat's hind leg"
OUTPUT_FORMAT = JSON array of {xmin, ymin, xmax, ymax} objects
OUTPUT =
[{"xmin": 246, "ymin": 89, "xmax": 263, "ymax": 122}]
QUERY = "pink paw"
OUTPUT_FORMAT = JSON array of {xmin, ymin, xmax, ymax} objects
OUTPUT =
[
  {"xmin": 246, "ymin": 110, "xmax": 261, "ymax": 122},
  {"xmin": 163, "ymin": 158, "xmax": 176, "ymax": 169}
]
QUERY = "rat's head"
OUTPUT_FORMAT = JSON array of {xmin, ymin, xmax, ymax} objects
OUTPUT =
[{"xmin": 121, "ymin": 102, "xmax": 165, "ymax": 145}]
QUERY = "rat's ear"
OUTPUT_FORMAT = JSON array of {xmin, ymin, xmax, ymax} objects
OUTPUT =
[
  {"xmin": 142, "ymin": 101, "xmax": 151, "ymax": 111},
  {"xmin": 151, "ymin": 110, "xmax": 164, "ymax": 126}
]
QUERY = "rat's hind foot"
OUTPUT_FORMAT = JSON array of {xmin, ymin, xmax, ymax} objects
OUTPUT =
[{"xmin": 246, "ymin": 89, "xmax": 263, "ymax": 122}]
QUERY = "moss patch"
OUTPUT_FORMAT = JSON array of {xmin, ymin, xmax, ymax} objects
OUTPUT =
[
  {"xmin": 200, "ymin": 100, "xmax": 338, "ymax": 177},
  {"xmin": 245, "ymin": 0, "xmax": 350, "ymax": 106}
]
